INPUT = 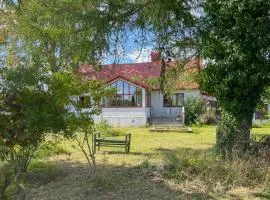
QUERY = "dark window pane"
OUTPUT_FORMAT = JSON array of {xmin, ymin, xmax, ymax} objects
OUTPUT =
[
  {"xmin": 123, "ymin": 95, "xmax": 130, "ymax": 106},
  {"xmin": 171, "ymin": 95, "xmax": 177, "ymax": 106},
  {"xmin": 177, "ymin": 94, "xmax": 184, "ymax": 106},
  {"xmin": 130, "ymin": 95, "xmax": 136, "ymax": 106},
  {"xmin": 163, "ymin": 93, "xmax": 184, "ymax": 107},
  {"xmin": 137, "ymin": 93, "xmax": 142, "ymax": 107},
  {"xmin": 136, "ymin": 87, "xmax": 142, "ymax": 95}
]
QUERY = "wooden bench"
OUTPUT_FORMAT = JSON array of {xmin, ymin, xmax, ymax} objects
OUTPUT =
[{"xmin": 93, "ymin": 133, "xmax": 131, "ymax": 153}]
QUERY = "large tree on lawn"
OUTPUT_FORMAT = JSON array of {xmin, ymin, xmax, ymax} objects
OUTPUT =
[{"xmin": 200, "ymin": 0, "xmax": 270, "ymax": 159}]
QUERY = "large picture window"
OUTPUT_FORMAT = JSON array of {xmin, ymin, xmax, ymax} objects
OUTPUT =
[
  {"xmin": 163, "ymin": 93, "xmax": 184, "ymax": 107},
  {"xmin": 103, "ymin": 80, "xmax": 143, "ymax": 107}
]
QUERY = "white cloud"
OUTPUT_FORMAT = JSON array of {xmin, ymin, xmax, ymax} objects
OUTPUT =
[
  {"xmin": 125, "ymin": 47, "xmax": 152, "ymax": 63},
  {"xmin": 101, "ymin": 47, "xmax": 154, "ymax": 64}
]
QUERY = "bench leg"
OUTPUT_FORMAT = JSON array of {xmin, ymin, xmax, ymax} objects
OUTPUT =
[
  {"xmin": 127, "ymin": 143, "xmax": 130, "ymax": 153},
  {"xmin": 125, "ymin": 144, "xmax": 128, "ymax": 153}
]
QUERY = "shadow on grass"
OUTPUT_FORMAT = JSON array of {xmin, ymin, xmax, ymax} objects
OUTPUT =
[
  {"xmin": 25, "ymin": 159, "xmax": 216, "ymax": 200},
  {"xmin": 97, "ymin": 150, "xmax": 154, "ymax": 156},
  {"xmin": 155, "ymin": 146, "xmax": 215, "ymax": 156}
]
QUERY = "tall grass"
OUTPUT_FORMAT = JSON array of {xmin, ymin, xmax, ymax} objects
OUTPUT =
[
  {"xmin": 34, "ymin": 141, "xmax": 70, "ymax": 159},
  {"xmin": 159, "ymin": 149, "xmax": 270, "ymax": 193}
]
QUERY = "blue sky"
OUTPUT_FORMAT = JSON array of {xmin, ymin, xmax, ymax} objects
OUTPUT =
[{"xmin": 102, "ymin": 30, "xmax": 156, "ymax": 64}]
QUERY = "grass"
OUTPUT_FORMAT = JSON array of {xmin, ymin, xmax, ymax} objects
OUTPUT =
[{"xmin": 5, "ymin": 126, "xmax": 270, "ymax": 199}]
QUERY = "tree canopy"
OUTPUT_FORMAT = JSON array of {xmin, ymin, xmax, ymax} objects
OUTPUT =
[{"xmin": 200, "ymin": 0, "xmax": 270, "ymax": 158}]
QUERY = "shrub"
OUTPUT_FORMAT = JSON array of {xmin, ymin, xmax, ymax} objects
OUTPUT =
[
  {"xmin": 199, "ymin": 111, "xmax": 217, "ymax": 125},
  {"xmin": 34, "ymin": 141, "xmax": 70, "ymax": 159},
  {"xmin": 184, "ymin": 97, "xmax": 206, "ymax": 125},
  {"xmin": 95, "ymin": 120, "xmax": 125, "ymax": 137}
]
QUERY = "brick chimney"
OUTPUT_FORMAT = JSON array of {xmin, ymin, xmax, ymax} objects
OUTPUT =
[{"xmin": 150, "ymin": 51, "xmax": 161, "ymax": 62}]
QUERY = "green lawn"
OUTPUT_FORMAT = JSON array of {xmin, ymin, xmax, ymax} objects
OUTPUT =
[
  {"xmin": 60, "ymin": 126, "xmax": 269, "ymax": 167},
  {"xmin": 22, "ymin": 126, "xmax": 270, "ymax": 199}
]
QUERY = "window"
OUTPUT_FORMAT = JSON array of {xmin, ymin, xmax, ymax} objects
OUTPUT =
[
  {"xmin": 163, "ymin": 93, "xmax": 184, "ymax": 107},
  {"xmin": 103, "ymin": 80, "xmax": 143, "ymax": 107}
]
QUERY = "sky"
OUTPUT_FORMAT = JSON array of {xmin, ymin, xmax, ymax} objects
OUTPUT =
[
  {"xmin": 103, "ymin": 46, "xmax": 153, "ymax": 64},
  {"xmin": 102, "ymin": 30, "xmax": 157, "ymax": 64}
]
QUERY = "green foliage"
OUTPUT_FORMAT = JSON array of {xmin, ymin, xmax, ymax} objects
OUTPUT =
[
  {"xmin": 0, "ymin": 65, "xmax": 69, "ymax": 150},
  {"xmin": 2, "ymin": 0, "xmax": 197, "ymax": 71},
  {"xmin": 34, "ymin": 141, "xmax": 69, "ymax": 159},
  {"xmin": 200, "ymin": 0, "xmax": 270, "ymax": 155},
  {"xmin": 216, "ymin": 111, "xmax": 240, "ymax": 160},
  {"xmin": 139, "ymin": 160, "xmax": 151, "ymax": 169},
  {"xmin": 0, "ymin": 163, "xmax": 14, "ymax": 199},
  {"xmin": 199, "ymin": 111, "xmax": 217, "ymax": 125},
  {"xmin": 95, "ymin": 120, "xmax": 125, "ymax": 137},
  {"xmin": 184, "ymin": 97, "xmax": 205, "ymax": 125},
  {"xmin": 0, "ymin": 62, "xmax": 111, "ymax": 196}
]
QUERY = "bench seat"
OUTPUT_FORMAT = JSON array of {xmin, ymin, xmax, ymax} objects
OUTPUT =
[{"xmin": 93, "ymin": 133, "xmax": 131, "ymax": 153}]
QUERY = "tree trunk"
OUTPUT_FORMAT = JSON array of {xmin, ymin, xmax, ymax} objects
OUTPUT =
[
  {"xmin": 234, "ymin": 116, "xmax": 252, "ymax": 153},
  {"xmin": 216, "ymin": 111, "xmax": 252, "ymax": 160}
]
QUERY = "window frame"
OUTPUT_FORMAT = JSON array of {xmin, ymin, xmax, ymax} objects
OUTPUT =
[
  {"xmin": 103, "ymin": 79, "xmax": 143, "ymax": 108},
  {"xmin": 163, "ymin": 93, "xmax": 184, "ymax": 107}
]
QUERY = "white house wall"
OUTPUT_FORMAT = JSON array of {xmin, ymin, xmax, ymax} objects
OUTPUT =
[
  {"xmin": 94, "ymin": 107, "xmax": 150, "ymax": 127},
  {"xmin": 150, "ymin": 89, "xmax": 200, "ymax": 118}
]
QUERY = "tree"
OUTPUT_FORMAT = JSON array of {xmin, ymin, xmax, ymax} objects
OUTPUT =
[
  {"xmin": 1, "ymin": 0, "xmax": 198, "ymax": 70},
  {"xmin": 66, "ymin": 81, "xmax": 113, "ymax": 173},
  {"xmin": 200, "ymin": 0, "xmax": 270, "ymax": 159},
  {"xmin": 0, "ymin": 61, "xmax": 110, "ymax": 198}
]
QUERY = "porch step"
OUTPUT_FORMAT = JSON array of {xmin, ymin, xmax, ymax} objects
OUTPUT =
[
  {"xmin": 150, "ymin": 126, "xmax": 192, "ymax": 133},
  {"xmin": 150, "ymin": 117, "xmax": 184, "ymax": 126}
]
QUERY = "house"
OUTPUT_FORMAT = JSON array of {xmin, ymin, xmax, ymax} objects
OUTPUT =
[
  {"xmin": 78, "ymin": 51, "xmax": 269, "ymax": 127},
  {"xmin": 79, "ymin": 51, "xmax": 203, "ymax": 127}
]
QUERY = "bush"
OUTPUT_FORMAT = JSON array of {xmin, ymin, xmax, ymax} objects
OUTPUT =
[
  {"xmin": 95, "ymin": 120, "xmax": 125, "ymax": 137},
  {"xmin": 184, "ymin": 97, "xmax": 206, "ymax": 125},
  {"xmin": 199, "ymin": 111, "xmax": 217, "ymax": 125},
  {"xmin": 34, "ymin": 141, "xmax": 70, "ymax": 159}
]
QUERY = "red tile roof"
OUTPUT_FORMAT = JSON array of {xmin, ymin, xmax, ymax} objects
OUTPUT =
[{"xmin": 78, "ymin": 59, "xmax": 200, "ymax": 90}]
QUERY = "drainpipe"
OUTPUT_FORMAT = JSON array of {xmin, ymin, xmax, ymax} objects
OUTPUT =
[
  {"xmin": 182, "ymin": 106, "xmax": 185, "ymax": 125},
  {"xmin": 142, "ymin": 88, "xmax": 146, "ymax": 107}
]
